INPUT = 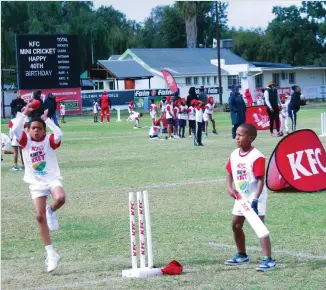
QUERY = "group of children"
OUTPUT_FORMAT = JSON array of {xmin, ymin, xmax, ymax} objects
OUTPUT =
[{"xmin": 126, "ymin": 96, "xmax": 219, "ymax": 146}]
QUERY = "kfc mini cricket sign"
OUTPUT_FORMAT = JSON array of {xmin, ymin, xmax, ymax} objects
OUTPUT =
[{"xmin": 266, "ymin": 130, "xmax": 326, "ymax": 192}]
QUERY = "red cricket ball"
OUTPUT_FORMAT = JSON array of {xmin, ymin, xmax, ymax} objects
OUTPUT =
[{"xmin": 30, "ymin": 99, "xmax": 41, "ymax": 109}]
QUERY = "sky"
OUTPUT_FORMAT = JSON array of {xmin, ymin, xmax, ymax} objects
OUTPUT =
[{"xmin": 92, "ymin": 0, "xmax": 302, "ymax": 29}]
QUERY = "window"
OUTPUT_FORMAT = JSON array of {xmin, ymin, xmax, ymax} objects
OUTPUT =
[
  {"xmin": 214, "ymin": 76, "xmax": 217, "ymax": 85},
  {"xmin": 95, "ymin": 81, "xmax": 104, "ymax": 90},
  {"xmin": 207, "ymin": 76, "xmax": 210, "ymax": 85},
  {"xmin": 194, "ymin": 77, "xmax": 198, "ymax": 85},
  {"xmin": 272, "ymin": 73, "xmax": 280, "ymax": 87},
  {"xmin": 202, "ymin": 76, "xmax": 206, "ymax": 85},
  {"xmin": 289, "ymin": 72, "xmax": 296, "ymax": 84},
  {"xmin": 185, "ymin": 77, "xmax": 192, "ymax": 85},
  {"xmin": 255, "ymin": 74, "xmax": 263, "ymax": 88},
  {"xmin": 109, "ymin": 81, "xmax": 114, "ymax": 90},
  {"xmin": 227, "ymin": 75, "xmax": 241, "ymax": 89}
]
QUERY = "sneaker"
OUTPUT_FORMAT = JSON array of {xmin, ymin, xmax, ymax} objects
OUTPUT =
[
  {"xmin": 277, "ymin": 132, "xmax": 283, "ymax": 137},
  {"xmin": 270, "ymin": 133, "xmax": 274, "ymax": 137},
  {"xmin": 194, "ymin": 142, "xmax": 198, "ymax": 146},
  {"xmin": 189, "ymin": 135, "xmax": 193, "ymax": 138},
  {"xmin": 224, "ymin": 253, "xmax": 250, "ymax": 265},
  {"xmin": 205, "ymin": 133, "xmax": 208, "ymax": 138},
  {"xmin": 256, "ymin": 257, "xmax": 276, "ymax": 271},
  {"xmin": 19, "ymin": 166, "xmax": 25, "ymax": 171},
  {"xmin": 198, "ymin": 143, "xmax": 204, "ymax": 146},
  {"xmin": 45, "ymin": 251, "xmax": 60, "ymax": 273},
  {"xmin": 46, "ymin": 205, "xmax": 59, "ymax": 231},
  {"xmin": 174, "ymin": 135, "xmax": 180, "ymax": 139},
  {"xmin": 212, "ymin": 130, "xmax": 219, "ymax": 135},
  {"xmin": 9, "ymin": 166, "xmax": 19, "ymax": 171}
]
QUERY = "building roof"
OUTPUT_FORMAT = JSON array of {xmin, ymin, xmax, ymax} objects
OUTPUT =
[
  {"xmin": 126, "ymin": 48, "xmax": 253, "ymax": 75},
  {"xmin": 108, "ymin": 54, "xmax": 121, "ymax": 60},
  {"xmin": 97, "ymin": 60, "xmax": 153, "ymax": 79},
  {"xmin": 252, "ymin": 61, "xmax": 293, "ymax": 68}
]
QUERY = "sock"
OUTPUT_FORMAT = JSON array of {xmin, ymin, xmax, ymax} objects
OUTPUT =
[{"xmin": 45, "ymin": 245, "xmax": 55, "ymax": 255}]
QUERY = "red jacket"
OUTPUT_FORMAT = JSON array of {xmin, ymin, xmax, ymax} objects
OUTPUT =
[{"xmin": 100, "ymin": 95, "xmax": 111, "ymax": 109}]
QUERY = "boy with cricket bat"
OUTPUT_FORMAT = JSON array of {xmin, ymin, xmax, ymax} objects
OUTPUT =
[{"xmin": 225, "ymin": 123, "xmax": 276, "ymax": 271}]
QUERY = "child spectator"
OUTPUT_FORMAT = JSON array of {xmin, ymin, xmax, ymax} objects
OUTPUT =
[
  {"xmin": 149, "ymin": 99, "xmax": 158, "ymax": 125},
  {"xmin": 195, "ymin": 100, "xmax": 204, "ymax": 146},
  {"xmin": 178, "ymin": 98, "xmax": 187, "ymax": 138},
  {"xmin": 203, "ymin": 96, "xmax": 218, "ymax": 137},
  {"xmin": 173, "ymin": 100, "xmax": 180, "ymax": 138},
  {"xmin": 8, "ymin": 120, "xmax": 25, "ymax": 171},
  {"xmin": 187, "ymin": 99, "xmax": 196, "ymax": 138},
  {"xmin": 165, "ymin": 96, "xmax": 175, "ymax": 139},
  {"xmin": 93, "ymin": 100, "xmax": 100, "ymax": 123},
  {"xmin": 60, "ymin": 102, "xmax": 66, "ymax": 124},
  {"xmin": 149, "ymin": 119, "xmax": 161, "ymax": 139}
]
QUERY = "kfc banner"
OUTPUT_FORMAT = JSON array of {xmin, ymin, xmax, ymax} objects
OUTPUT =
[
  {"xmin": 19, "ymin": 88, "xmax": 82, "ymax": 115},
  {"xmin": 266, "ymin": 130, "xmax": 326, "ymax": 192},
  {"xmin": 161, "ymin": 70, "xmax": 178, "ymax": 93},
  {"xmin": 246, "ymin": 105, "xmax": 272, "ymax": 130}
]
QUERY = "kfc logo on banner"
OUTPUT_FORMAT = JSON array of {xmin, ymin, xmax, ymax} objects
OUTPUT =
[
  {"xmin": 246, "ymin": 106, "xmax": 276, "ymax": 130},
  {"xmin": 161, "ymin": 70, "xmax": 178, "ymax": 93},
  {"xmin": 267, "ymin": 130, "xmax": 326, "ymax": 192}
]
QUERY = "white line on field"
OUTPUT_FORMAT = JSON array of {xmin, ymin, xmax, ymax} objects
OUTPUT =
[
  {"xmin": 207, "ymin": 242, "xmax": 326, "ymax": 261},
  {"xmin": 1, "ymin": 178, "xmax": 226, "ymax": 200}
]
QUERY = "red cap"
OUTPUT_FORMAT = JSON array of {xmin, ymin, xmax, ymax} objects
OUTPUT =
[
  {"xmin": 161, "ymin": 260, "xmax": 183, "ymax": 275},
  {"xmin": 190, "ymin": 99, "xmax": 197, "ymax": 106},
  {"xmin": 130, "ymin": 100, "xmax": 134, "ymax": 105},
  {"xmin": 166, "ymin": 96, "xmax": 172, "ymax": 103}
]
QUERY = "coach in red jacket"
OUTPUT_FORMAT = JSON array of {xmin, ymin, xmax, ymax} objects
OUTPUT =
[{"xmin": 100, "ymin": 90, "xmax": 111, "ymax": 123}]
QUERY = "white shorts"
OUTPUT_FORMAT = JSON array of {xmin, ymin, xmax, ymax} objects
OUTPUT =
[
  {"xmin": 232, "ymin": 195, "xmax": 267, "ymax": 216},
  {"xmin": 11, "ymin": 137, "xmax": 20, "ymax": 147},
  {"xmin": 150, "ymin": 113, "xmax": 156, "ymax": 119},
  {"xmin": 203, "ymin": 114, "xmax": 213, "ymax": 122},
  {"xmin": 29, "ymin": 179, "xmax": 63, "ymax": 200}
]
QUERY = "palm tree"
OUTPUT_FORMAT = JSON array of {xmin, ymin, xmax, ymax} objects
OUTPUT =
[{"xmin": 176, "ymin": 1, "xmax": 198, "ymax": 48}]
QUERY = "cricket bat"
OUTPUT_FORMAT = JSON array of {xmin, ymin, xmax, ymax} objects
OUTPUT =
[{"xmin": 234, "ymin": 191, "xmax": 270, "ymax": 239}]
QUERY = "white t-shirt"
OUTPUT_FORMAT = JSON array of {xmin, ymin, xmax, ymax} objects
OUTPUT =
[
  {"xmin": 149, "ymin": 126, "xmax": 160, "ymax": 137},
  {"xmin": 128, "ymin": 104, "xmax": 135, "ymax": 114},
  {"xmin": 12, "ymin": 113, "xmax": 63, "ymax": 186},
  {"xmin": 149, "ymin": 103, "xmax": 157, "ymax": 117},
  {"xmin": 187, "ymin": 106, "xmax": 196, "ymax": 121},
  {"xmin": 195, "ymin": 105, "xmax": 203, "ymax": 122},
  {"xmin": 281, "ymin": 101, "xmax": 289, "ymax": 116},
  {"xmin": 203, "ymin": 103, "xmax": 214, "ymax": 120},
  {"xmin": 226, "ymin": 147, "xmax": 267, "ymax": 200},
  {"xmin": 60, "ymin": 104, "xmax": 66, "ymax": 115},
  {"xmin": 160, "ymin": 101, "xmax": 166, "ymax": 113},
  {"xmin": 93, "ymin": 102, "xmax": 99, "ymax": 113},
  {"xmin": 1, "ymin": 133, "xmax": 11, "ymax": 151},
  {"xmin": 166, "ymin": 104, "xmax": 174, "ymax": 119},
  {"xmin": 178, "ymin": 105, "xmax": 188, "ymax": 120},
  {"xmin": 130, "ymin": 112, "xmax": 140, "ymax": 121}
]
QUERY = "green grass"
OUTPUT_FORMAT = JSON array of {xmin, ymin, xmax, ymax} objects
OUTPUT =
[{"xmin": 1, "ymin": 107, "xmax": 326, "ymax": 290}]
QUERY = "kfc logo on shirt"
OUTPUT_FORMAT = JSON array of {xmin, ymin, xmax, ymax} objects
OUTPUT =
[{"xmin": 267, "ymin": 129, "xmax": 326, "ymax": 192}]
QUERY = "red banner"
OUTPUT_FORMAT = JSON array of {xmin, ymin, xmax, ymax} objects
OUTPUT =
[
  {"xmin": 19, "ymin": 88, "xmax": 82, "ymax": 115},
  {"xmin": 245, "ymin": 105, "xmax": 271, "ymax": 130},
  {"xmin": 161, "ymin": 70, "xmax": 178, "ymax": 93},
  {"xmin": 266, "ymin": 130, "xmax": 326, "ymax": 192}
]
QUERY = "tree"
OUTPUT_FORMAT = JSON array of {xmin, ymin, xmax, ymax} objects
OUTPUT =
[{"xmin": 176, "ymin": 1, "xmax": 198, "ymax": 48}]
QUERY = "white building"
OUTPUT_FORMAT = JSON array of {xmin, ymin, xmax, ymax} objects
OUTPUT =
[{"xmin": 88, "ymin": 48, "xmax": 326, "ymax": 103}]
